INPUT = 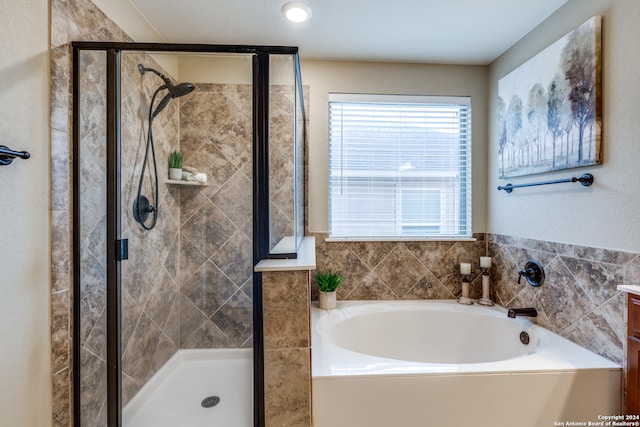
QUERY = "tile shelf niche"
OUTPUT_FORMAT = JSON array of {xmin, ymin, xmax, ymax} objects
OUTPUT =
[{"xmin": 164, "ymin": 179, "xmax": 207, "ymax": 186}]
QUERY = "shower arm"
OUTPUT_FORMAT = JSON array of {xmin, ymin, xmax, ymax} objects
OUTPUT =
[{"xmin": 138, "ymin": 64, "xmax": 173, "ymax": 88}]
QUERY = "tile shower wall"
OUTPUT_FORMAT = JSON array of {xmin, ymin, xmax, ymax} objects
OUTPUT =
[
  {"xmin": 51, "ymin": 0, "xmax": 134, "ymax": 425},
  {"xmin": 177, "ymin": 83, "xmax": 254, "ymax": 350},
  {"xmin": 119, "ymin": 53, "xmax": 182, "ymax": 406},
  {"xmin": 51, "ymin": 2, "xmax": 257, "ymax": 425},
  {"xmin": 76, "ymin": 49, "xmax": 183, "ymax": 425}
]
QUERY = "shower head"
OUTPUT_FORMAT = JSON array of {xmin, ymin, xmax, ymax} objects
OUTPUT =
[
  {"xmin": 139, "ymin": 64, "xmax": 196, "ymax": 118},
  {"xmin": 152, "ymin": 82, "xmax": 196, "ymax": 118},
  {"xmin": 169, "ymin": 82, "xmax": 196, "ymax": 98}
]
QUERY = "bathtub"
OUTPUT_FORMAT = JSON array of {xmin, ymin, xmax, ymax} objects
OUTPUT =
[{"xmin": 312, "ymin": 300, "xmax": 621, "ymax": 427}]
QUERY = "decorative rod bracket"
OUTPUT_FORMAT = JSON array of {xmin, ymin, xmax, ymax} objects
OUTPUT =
[
  {"xmin": 498, "ymin": 173, "xmax": 593, "ymax": 193},
  {"xmin": 0, "ymin": 145, "xmax": 31, "ymax": 166}
]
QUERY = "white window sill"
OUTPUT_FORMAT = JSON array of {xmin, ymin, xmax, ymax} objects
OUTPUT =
[{"xmin": 325, "ymin": 236, "xmax": 477, "ymax": 243}]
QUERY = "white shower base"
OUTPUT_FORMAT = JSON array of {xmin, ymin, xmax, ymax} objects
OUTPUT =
[{"xmin": 123, "ymin": 348, "xmax": 253, "ymax": 427}]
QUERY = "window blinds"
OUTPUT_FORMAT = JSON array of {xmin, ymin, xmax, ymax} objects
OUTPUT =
[{"xmin": 328, "ymin": 94, "xmax": 471, "ymax": 239}]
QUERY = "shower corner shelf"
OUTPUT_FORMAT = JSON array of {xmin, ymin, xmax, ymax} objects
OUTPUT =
[{"xmin": 165, "ymin": 179, "xmax": 207, "ymax": 186}]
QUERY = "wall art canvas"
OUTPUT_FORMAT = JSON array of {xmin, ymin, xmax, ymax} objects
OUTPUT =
[{"xmin": 498, "ymin": 16, "xmax": 602, "ymax": 178}]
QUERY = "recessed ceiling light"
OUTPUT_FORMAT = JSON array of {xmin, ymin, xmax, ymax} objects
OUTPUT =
[{"xmin": 281, "ymin": 2, "xmax": 312, "ymax": 23}]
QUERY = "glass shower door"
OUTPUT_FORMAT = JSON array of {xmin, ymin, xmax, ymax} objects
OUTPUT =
[{"xmin": 119, "ymin": 51, "xmax": 254, "ymax": 427}]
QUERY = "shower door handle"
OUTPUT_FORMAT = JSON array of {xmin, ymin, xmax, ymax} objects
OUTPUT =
[{"xmin": 116, "ymin": 239, "xmax": 128, "ymax": 261}]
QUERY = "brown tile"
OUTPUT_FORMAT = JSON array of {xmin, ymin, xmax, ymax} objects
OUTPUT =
[
  {"xmin": 375, "ymin": 244, "xmax": 429, "ymax": 297},
  {"xmin": 625, "ymin": 256, "xmax": 640, "ymax": 286},
  {"xmin": 179, "ymin": 235, "xmax": 207, "ymax": 285},
  {"xmin": 79, "ymin": 252, "xmax": 106, "ymax": 346},
  {"xmin": 505, "ymin": 245, "xmax": 558, "ymax": 273},
  {"xmin": 121, "ymin": 312, "xmax": 162, "ymax": 382},
  {"xmin": 403, "ymin": 272, "xmax": 454, "ymax": 300},
  {"xmin": 52, "ymin": 367, "xmax": 71, "ymax": 427},
  {"xmin": 182, "ymin": 200, "xmax": 237, "ymax": 258},
  {"xmin": 212, "ymin": 290, "xmax": 254, "ymax": 347},
  {"xmin": 181, "ymin": 320, "xmax": 234, "ymax": 349},
  {"xmin": 347, "ymin": 271, "xmax": 398, "ymax": 300},
  {"xmin": 121, "ymin": 289, "xmax": 143, "ymax": 355},
  {"xmin": 83, "ymin": 306, "xmax": 107, "ymax": 361},
  {"xmin": 179, "ymin": 294, "xmax": 207, "ymax": 345},
  {"xmin": 561, "ymin": 297, "xmax": 624, "ymax": 364},
  {"xmin": 52, "ymin": 291, "xmax": 71, "ymax": 374},
  {"xmin": 51, "ymin": 46, "xmax": 70, "ymax": 133},
  {"xmin": 143, "ymin": 269, "xmax": 179, "ymax": 330},
  {"xmin": 79, "ymin": 348, "xmax": 107, "ymax": 427},
  {"xmin": 121, "ymin": 372, "xmax": 140, "ymax": 408},
  {"xmin": 271, "ymin": 178, "xmax": 295, "ymax": 221},
  {"xmin": 179, "ymin": 183, "xmax": 210, "ymax": 226},
  {"xmin": 212, "ymin": 170, "xmax": 253, "ymax": 228},
  {"xmin": 263, "ymin": 271, "xmax": 309, "ymax": 348},
  {"xmin": 404, "ymin": 240, "xmax": 455, "ymax": 270},
  {"xmin": 51, "ymin": 129, "xmax": 70, "ymax": 211},
  {"xmin": 264, "ymin": 348, "xmax": 311, "ymax": 427},
  {"xmin": 163, "ymin": 297, "xmax": 181, "ymax": 346},
  {"xmin": 51, "ymin": 209, "xmax": 70, "ymax": 293},
  {"xmin": 324, "ymin": 248, "xmax": 372, "ymax": 298},
  {"xmin": 562, "ymin": 256, "xmax": 623, "ymax": 306},
  {"xmin": 212, "ymin": 230, "xmax": 253, "ymax": 286},
  {"xmin": 182, "ymin": 261, "xmax": 238, "ymax": 316},
  {"xmin": 430, "ymin": 241, "xmax": 481, "ymax": 295},
  {"xmin": 575, "ymin": 245, "xmax": 637, "ymax": 265},
  {"xmin": 537, "ymin": 257, "xmax": 594, "ymax": 332},
  {"xmin": 490, "ymin": 245, "xmax": 521, "ymax": 306},
  {"xmin": 146, "ymin": 333, "xmax": 178, "ymax": 382},
  {"xmin": 348, "ymin": 240, "xmax": 395, "ymax": 270}
]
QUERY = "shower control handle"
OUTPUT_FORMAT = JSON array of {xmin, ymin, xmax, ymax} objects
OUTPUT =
[{"xmin": 517, "ymin": 260, "xmax": 545, "ymax": 287}]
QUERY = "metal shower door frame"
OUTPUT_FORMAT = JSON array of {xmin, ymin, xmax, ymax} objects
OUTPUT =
[{"xmin": 72, "ymin": 41, "xmax": 302, "ymax": 427}]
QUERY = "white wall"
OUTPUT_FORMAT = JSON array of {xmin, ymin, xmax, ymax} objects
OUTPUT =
[
  {"xmin": 488, "ymin": 0, "xmax": 640, "ymax": 252},
  {"xmin": 0, "ymin": 0, "xmax": 51, "ymax": 426},
  {"xmin": 301, "ymin": 60, "xmax": 489, "ymax": 234}
]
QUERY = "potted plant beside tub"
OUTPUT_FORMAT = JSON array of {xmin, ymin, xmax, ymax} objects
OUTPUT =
[
  {"xmin": 314, "ymin": 270, "xmax": 344, "ymax": 310},
  {"xmin": 168, "ymin": 150, "xmax": 183, "ymax": 180}
]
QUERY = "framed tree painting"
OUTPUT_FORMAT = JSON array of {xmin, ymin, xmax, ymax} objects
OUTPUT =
[{"xmin": 498, "ymin": 16, "xmax": 602, "ymax": 178}]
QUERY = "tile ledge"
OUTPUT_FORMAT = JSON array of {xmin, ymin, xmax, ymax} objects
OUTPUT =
[
  {"xmin": 617, "ymin": 285, "xmax": 640, "ymax": 296},
  {"xmin": 254, "ymin": 236, "xmax": 316, "ymax": 272}
]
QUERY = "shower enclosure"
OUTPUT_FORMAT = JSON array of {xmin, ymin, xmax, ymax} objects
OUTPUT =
[{"xmin": 72, "ymin": 43, "xmax": 305, "ymax": 427}]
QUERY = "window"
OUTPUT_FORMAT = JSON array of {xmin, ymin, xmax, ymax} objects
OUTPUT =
[{"xmin": 328, "ymin": 94, "xmax": 471, "ymax": 239}]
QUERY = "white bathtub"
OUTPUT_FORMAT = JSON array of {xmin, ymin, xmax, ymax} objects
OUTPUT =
[{"xmin": 312, "ymin": 300, "xmax": 621, "ymax": 427}]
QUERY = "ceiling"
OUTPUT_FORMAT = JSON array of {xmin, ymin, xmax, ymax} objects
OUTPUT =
[{"xmin": 129, "ymin": 0, "xmax": 569, "ymax": 64}]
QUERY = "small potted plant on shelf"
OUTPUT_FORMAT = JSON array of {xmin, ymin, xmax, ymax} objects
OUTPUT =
[
  {"xmin": 314, "ymin": 270, "xmax": 344, "ymax": 310},
  {"xmin": 168, "ymin": 150, "xmax": 183, "ymax": 180}
]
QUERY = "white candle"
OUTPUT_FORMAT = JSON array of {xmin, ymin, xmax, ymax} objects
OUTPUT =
[
  {"xmin": 480, "ymin": 256, "xmax": 492, "ymax": 268},
  {"xmin": 460, "ymin": 263, "xmax": 471, "ymax": 275}
]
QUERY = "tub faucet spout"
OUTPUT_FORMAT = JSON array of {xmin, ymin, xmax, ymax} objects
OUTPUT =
[{"xmin": 507, "ymin": 307, "xmax": 538, "ymax": 318}]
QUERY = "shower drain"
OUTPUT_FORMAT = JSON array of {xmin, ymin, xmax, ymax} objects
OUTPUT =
[{"xmin": 201, "ymin": 396, "xmax": 221, "ymax": 408}]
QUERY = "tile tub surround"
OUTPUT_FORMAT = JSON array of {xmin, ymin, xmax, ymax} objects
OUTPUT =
[
  {"xmin": 311, "ymin": 232, "xmax": 488, "ymax": 302},
  {"xmin": 312, "ymin": 232, "xmax": 632, "ymax": 365},
  {"xmin": 488, "ymin": 233, "xmax": 630, "ymax": 365}
]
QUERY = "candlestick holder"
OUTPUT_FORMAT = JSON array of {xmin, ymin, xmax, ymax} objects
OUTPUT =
[
  {"xmin": 477, "ymin": 267, "xmax": 494, "ymax": 306},
  {"xmin": 457, "ymin": 273, "xmax": 473, "ymax": 305}
]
